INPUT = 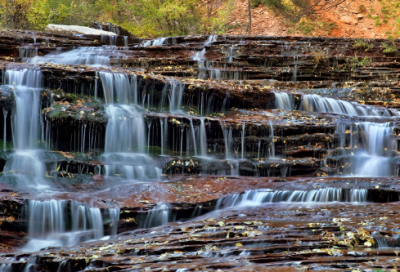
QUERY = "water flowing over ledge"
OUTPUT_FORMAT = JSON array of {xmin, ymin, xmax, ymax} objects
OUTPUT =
[{"xmin": 0, "ymin": 31, "xmax": 400, "ymax": 270}]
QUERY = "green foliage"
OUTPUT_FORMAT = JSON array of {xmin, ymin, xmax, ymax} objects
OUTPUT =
[
  {"xmin": 0, "ymin": 0, "xmax": 98, "ymax": 30},
  {"xmin": 352, "ymin": 39, "xmax": 374, "ymax": 51},
  {"xmin": 121, "ymin": 0, "xmax": 202, "ymax": 37},
  {"xmin": 66, "ymin": 93, "xmax": 78, "ymax": 102},
  {"xmin": 0, "ymin": 0, "xmax": 34, "ymax": 29},
  {"xmin": 203, "ymin": 0, "xmax": 235, "ymax": 34},
  {"xmin": 316, "ymin": 21, "xmax": 338, "ymax": 35},
  {"xmin": 25, "ymin": 0, "xmax": 49, "ymax": 30},
  {"xmin": 345, "ymin": 56, "xmax": 372, "ymax": 70},
  {"xmin": 297, "ymin": 20, "xmax": 314, "ymax": 35},
  {"xmin": 0, "ymin": 0, "xmax": 221, "ymax": 37},
  {"xmin": 382, "ymin": 42, "xmax": 398, "ymax": 54}
]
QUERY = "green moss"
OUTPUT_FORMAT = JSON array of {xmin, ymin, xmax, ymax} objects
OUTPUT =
[
  {"xmin": 0, "ymin": 140, "xmax": 13, "ymax": 150},
  {"xmin": 66, "ymin": 93, "xmax": 78, "ymax": 102}
]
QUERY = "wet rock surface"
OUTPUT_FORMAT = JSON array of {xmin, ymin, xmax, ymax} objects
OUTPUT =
[{"xmin": 0, "ymin": 30, "xmax": 399, "ymax": 270}]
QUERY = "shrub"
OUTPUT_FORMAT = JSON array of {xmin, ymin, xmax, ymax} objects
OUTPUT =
[
  {"xmin": 382, "ymin": 42, "xmax": 398, "ymax": 54},
  {"xmin": 352, "ymin": 39, "xmax": 374, "ymax": 51},
  {"xmin": 311, "ymin": 49, "xmax": 328, "ymax": 64}
]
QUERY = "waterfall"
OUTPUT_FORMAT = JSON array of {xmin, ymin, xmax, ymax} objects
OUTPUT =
[
  {"xmin": 215, "ymin": 188, "xmax": 368, "ymax": 209},
  {"xmin": 109, "ymin": 36, "xmax": 117, "ymax": 46},
  {"xmin": 189, "ymin": 119, "xmax": 198, "ymax": 156},
  {"xmin": 200, "ymin": 118, "xmax": 207, "ymax": 156},
  {"xmin": 0, "ymin": 264, "xmax": 11, "ymax": 272},
  {"xmin": 292, "ymin": 56, "xmax": 298, "ymax": 81},
  {"xmin": 143, "ymin": 37, "xmax": 167, "ymax": 47},
  {"xmin": 269, "ymin": 123, "xmax": 275, "ymax": 158},
  {"xmin": 160, "ymin": 80, "xmax": 185, "ymax": 113},
  {"xmin": 355, "ymin": 123, "xmax": 398, "ymax": 177},
  {"xmin": 1, "ymin": 69, "xmax": 48, "ymax": 189},
  {"xmin": 99, "ymin": 72, "xmax": 137, "ymax": 105},
  {"xmin": 6, "ymin": 69, "xmax": 43, "ymax": 149},
  {"xmin": 192, "ymin": 49, "xmax": 206, "ymax": 61},
  {"xmin": 104, "ymin": 107, "xmax": 145, "ymax": 153},
  {"xmin": 241, "ymin": 123, "xmax": 245, "ymax": 159},
  {"xmin": 205, "ymin": 35, "xmax": 217, "ymax": 46},
  {"xmin": 220, "ymin": 121, "xmax": 233, "ymax": 159},
  {"xmin": 2, "ymin": 108, "xmax": 7, "ymax": 151},
  {"xmin": 101, "ymin": 106, "xmax": 161, "ymax": 179},
  {"xmin": 19, "ymin": 47, "xmax": 38, "ymax": 59},
  {"xmin": 192, "ymin": 49, "xmax": 207, "ymax": 79},
  {"xmin": 274, "ymin": 93, "xmax": 294, "ymax": 111},
  {"xmin": 300, "ymin": 94, "xmax": 397, "ymax": 116},
  {"xmin": 28, "ymin": 47, "xmax": 123, "ymax": 66},
  {"xmin": 139, "ymin": 203, "xmax": 171, "ymax": 228},
  {"xmin": 228, "ymin": 45, "xmax": 236, "ymax": 63},
  {"xmin": 100, "ymin": 72, "xmax": 161, "ymax": 180},
  {"xmin": 23, "ymin": 200, "xmax": 119, "ymax": 252}
]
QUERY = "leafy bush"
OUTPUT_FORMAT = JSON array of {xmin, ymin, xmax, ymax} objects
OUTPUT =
[
  {"xmin": 312, "ymin": 49, "xmax": 328, "ymax": 64},
  {"xmin": 345, "ymin": 56, "xmax": 372, "ymax": 70},
  {"xmin": 352, "ymin": 39, "xmax": 374, "ymax": 51},
  {"xmin": 0, "ymin": 0, "xmax": 217, "ymax": 37},
  {"xmin": 382, "ymin": 42, "xmax": 398, "ymax": 54}
]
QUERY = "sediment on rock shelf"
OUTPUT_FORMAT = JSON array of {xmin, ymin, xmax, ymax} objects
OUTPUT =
[{"xmin": 0, "ymin": 29, "xmax": 399, "ymax": 271}]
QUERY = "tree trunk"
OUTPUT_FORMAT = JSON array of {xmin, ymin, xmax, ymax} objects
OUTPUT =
[{"xmin": 248, "ymin": 0, "xmax": 251, "ymax": 35}]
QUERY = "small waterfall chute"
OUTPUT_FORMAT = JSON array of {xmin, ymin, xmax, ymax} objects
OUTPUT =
[
  {"xmin": 274, "ymin": 93, "xmax": 294, "ymax": 111},
  {"xmin": 215, "ymin": 188, "xmax": 368, "ymax": 209},
  {"xmin": 23, "ymin": 200, "xmax": 119, "ymax": 252}
]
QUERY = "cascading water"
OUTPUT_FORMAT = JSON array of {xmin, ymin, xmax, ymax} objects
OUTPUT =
[
  {"xmin": 1, "ymin": 69, "xmax": 49, "ymax": 189},
  {"xmin": 143, "ymin": 37, "xmax": 167, "ymax": 47},
  {"xmin": 215, "ymin": 188, "xmax": 368, "ymax": 209},
  {"xmin": 205, "ymin": 35, "xmax": 217, "ymax": 46},
  {"xmin": 159, "ymin": 80, "xmax": 185, "ymax": 113},
  {"xmin": 192, "ymin": 49, "xmax": 206, "ymax": 79},
  {"xmin": 99, "ymin": 72, "xmax": 162, "ymax": 181},
  {"xmin": 300, "ymin": 94, "xmax": 398, "ymax": 116},
  {"xmin": 28, "ymin": 47, "xmax": 126, "ymax": 66},
  {"xmin": 99, "ymin": 72, "xmax": 137, "ymax": 105},
  {"xmin": 23, "ymin": 200, "xmax": 120, "ymax": 252},
  {"xmin": 355, "ymin": 123, "xmax": 397, "ymax": 177},
  {"xmin": 139, "ymin": 203, "xmax": 172, "ymax": 228},
  {"xmin": 274, "ymin": 93, "xmax": 294, "ymax": 111}
]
